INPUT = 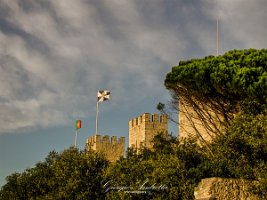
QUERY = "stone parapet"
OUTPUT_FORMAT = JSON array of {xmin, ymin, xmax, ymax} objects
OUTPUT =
[{"xmin": 86, "ymin": 134, "xmax": 125, "ymax": 162}]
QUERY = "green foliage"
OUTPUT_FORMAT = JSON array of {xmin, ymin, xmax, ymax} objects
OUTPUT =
[
  {"xmin": 104, "ymin": 134, "xmax": 208, "ymax": 200},
  {"xmin": 209, "ymin": 113, "xmax": 267, "ymax": 198},
  {"xmin": 0, "ymin": 147, "xmax": 108, "ymax": 200},
  {"xmin": 156, "ymin": 102, "xmax": 165, "ymax": 112},
  {"xmin": 1, "ymin": 125, "xmax": 266, "ymax": 199},
  {"xmin": 165, "ymin": 49, "xmax": 267, "ymax": 115},
  {"xmin": 163, "ymin": 48, "xmax": 267, "ymax": 198}
]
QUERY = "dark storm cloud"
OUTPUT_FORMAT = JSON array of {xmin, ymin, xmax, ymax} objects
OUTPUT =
[{"xmin": 0, "ymin": 0, "xmax": 267, "ymax": 133}]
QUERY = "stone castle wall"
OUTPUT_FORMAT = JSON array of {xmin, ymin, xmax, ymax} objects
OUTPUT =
[
  {"xmin": 178, "ymin": 99, "xmax": 224, "ymax": 143},
  {"xmin": 86, "ymin": 135, "xmax": 125, "ymax": 162},
  {"xmin": 179, "ymin": 100, "xmax": 211, "ymax": 142},
  {"xmin": 85, "ymin": 113, "xmax": 167, "ymax": 161},
  {"xmin": 129, "ymin": 113, "xmax": 168, "ymax": 151},
  {"xmin": 194, "ymin": 178, "xmax": 259, "ymax": 200}
]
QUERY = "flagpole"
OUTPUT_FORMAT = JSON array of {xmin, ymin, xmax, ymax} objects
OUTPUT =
[
  {"xmin": 95, "ymin": 90, "xmax": 110, "ymax": 137},
  {"xmin": 74, "ymin": 129, "xmax": 78, "ymax": 147},
  {"xmin": 95, "ymin": 100, "xmax": 99, "ymax": 136}
]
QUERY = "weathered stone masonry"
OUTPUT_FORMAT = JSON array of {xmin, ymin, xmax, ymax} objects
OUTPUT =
[
  {"xmin": 86, "ymin": 135, "xmax": 125, "ymax": 162},
  {"xmin": 129, "ymin": 113, "xmax": 168, "ymax": 152},
  {"xmin": 194, "ymin": 177, "xmax": 259, "ymax": 200}
]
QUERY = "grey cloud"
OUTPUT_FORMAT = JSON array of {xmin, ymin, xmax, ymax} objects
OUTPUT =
[
  {"xmin": 0, "ymin": 0, "xmax": 267, "ymax": 133},
  {"xmin": 0, "ymin": 55, "xmax": 45, "ymax": 100}
]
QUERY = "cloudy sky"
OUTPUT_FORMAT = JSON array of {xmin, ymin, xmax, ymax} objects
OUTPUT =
[{"xmin": 1, "ymin": 0, "xmax": 267, "ymax": 186}]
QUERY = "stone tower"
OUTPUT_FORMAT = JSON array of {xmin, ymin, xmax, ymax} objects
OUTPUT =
[
  {"xmin": 86, "ymin": 135, "xmax": 125, "ymax": 162},
  {"xmin": 129, "ymin": 113, "xmax": 168, "ymax": 151},
  {"xmin": 178, "ymin": 99, "xmax": 224, "ymax": 143}
]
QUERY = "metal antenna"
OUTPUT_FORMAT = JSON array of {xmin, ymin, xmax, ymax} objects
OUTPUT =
[{"xmin": 216, "ymin": 18, "xmax": 219, "ymax": 56}]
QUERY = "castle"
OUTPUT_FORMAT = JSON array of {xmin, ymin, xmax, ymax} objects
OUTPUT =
[
  {"xmin": 85, "ymin": 104, "xmax": 220, "ymax": 161},
  {"xmin": 85, "ymin": 113, "xmax": 168, "ymax": 161},
  {"xmin": 129, "ymin": 113, "xmax": 168, "ymax": 151}
]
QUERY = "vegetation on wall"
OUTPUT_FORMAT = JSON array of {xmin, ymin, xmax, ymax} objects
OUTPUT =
[{"xmin": 162, "ymin": 49, "xmax": 267, "ymax": 141}]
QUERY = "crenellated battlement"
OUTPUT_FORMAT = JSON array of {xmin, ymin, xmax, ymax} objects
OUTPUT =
[
  {"xmin": 86, "ymin": 134, "xmax": 125, "ymax": 162},
  {"xmin": 129, "ymin": 113, "xmax": 168, "ymax": 151},
  {"xmin": 87, "ymin": 135, "xmax": 125, "ymax": 145},
  {"xmin": 129, "ymin": 113, "xmax": 167, "ymax": 128}
]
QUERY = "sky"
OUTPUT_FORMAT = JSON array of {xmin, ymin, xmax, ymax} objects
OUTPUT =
[{"xmin": 1, "ymin": 0, "xmax": 267, "ymax": 187}]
